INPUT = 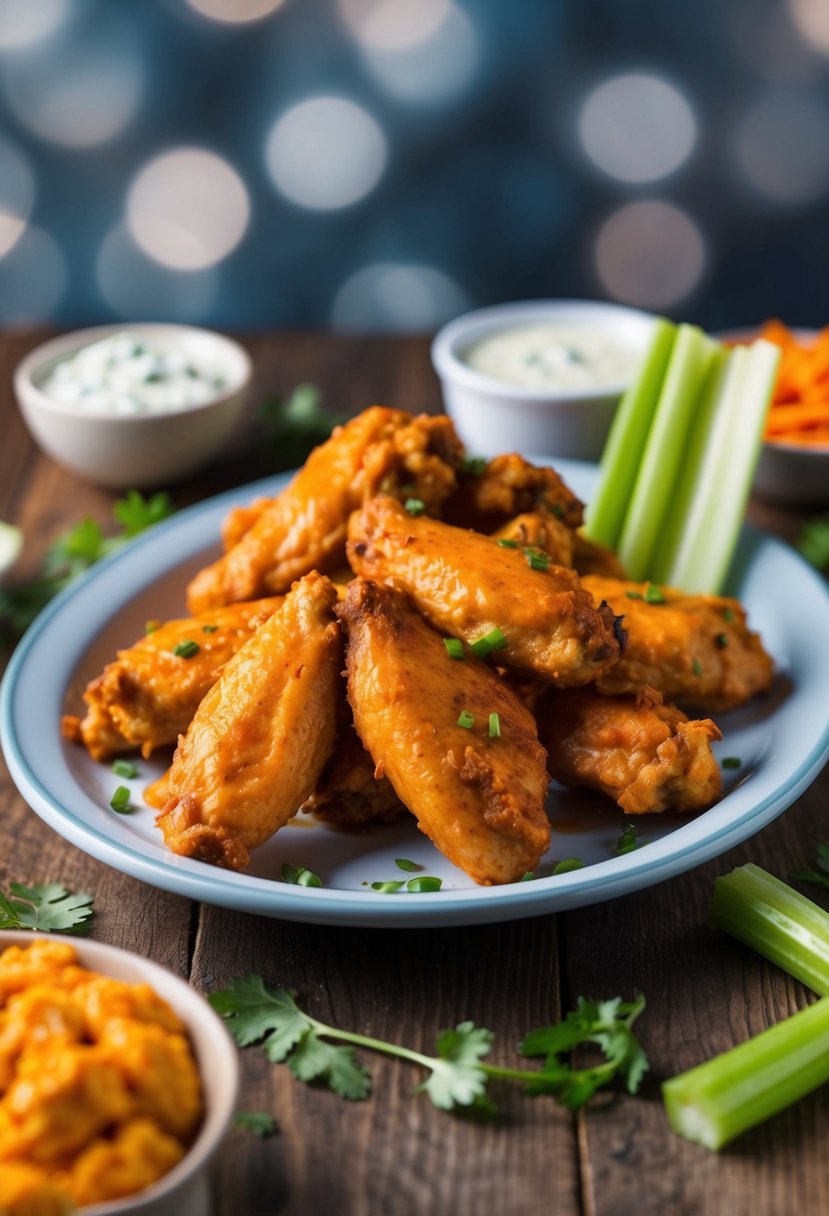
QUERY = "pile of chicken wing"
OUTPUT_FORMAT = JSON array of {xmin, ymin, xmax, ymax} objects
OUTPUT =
[{"xmin": 63, "ymin": 406, "xmax": 775, "ymax": 885}]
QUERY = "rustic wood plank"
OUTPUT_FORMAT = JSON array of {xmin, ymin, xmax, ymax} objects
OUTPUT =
[{"xmin": 193, "ymin": 909, "xmax": 580, "ymax": 1216}]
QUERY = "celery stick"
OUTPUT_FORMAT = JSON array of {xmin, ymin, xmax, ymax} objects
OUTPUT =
[
  {"xmin": 616, "ymin": 325, "xmax": 717, "ymax": 581},
  {"xmin": 663, "ymin": 995, "xmax": 829, "ymax": 1150},
  {"xmin": 584, "ymin": 318, "xmax": 676, "ymax": 550},
  {"xmin": 648, "ymin": 344, "xmax": 730, "ymax": 584},
  {"xmin": 709, "ymin": 863, "xmax": 829, "ymax": 997},
  {"xmin": 659, "ymin": 339, "xmax": 780, "ymax": 594}
]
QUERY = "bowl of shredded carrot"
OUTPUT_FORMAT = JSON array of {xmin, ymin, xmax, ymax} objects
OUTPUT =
[{"xmin": 733, "ymin": 321, "xmax": 829, "ymax": 506}]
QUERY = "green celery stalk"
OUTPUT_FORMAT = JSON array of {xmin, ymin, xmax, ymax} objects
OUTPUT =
[
  {"xmin": 658, "ymin": 339, "xmax": 780, "ymax": 594},
  {"xmin": 648, "ymin": 343, "xmax": 730, "ymax": 584},
  {"xmin": 663, "ymin": 995, "xmax": 829, "ymax": 1149},
  {"xmin": 584, "ymin": 318, "xmax": 676, "ymax": 550},
  {"xmin": 709, "ymin": 863, "xmax": 829, "ymax": 997},
  {"xmin": 616, "ymin": 325, "xmax": 718, "ymax": 581}
]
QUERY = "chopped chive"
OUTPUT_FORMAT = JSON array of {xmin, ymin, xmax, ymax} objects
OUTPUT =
[
  {"xmin": 625, "ymin": 590, "xmax": 643, "ymax": 600},
  {"xmin": 553, "ymin": 859, "xmax": 584, "ymax": 875},
  {"xmin": 488, "ymin": 711, "xmax": 501, "ymax": 739},
  {"xmin": 616, "ymin": 824, "xmax": 641, "ymax": 855},
  {"xmin": 721, "ymin": 757, "xmax": 742, "ymax": 770},
  {"xmin": 526, "ymin": 550, "xmax": 550, "ymax": 572},
  {"xmin": 394, "ymin": 857, "xmax": 421, "ymax": 872},
  {"xmin": 407, "ymin": 876, "xmax": 442, "ymax": 893},
  {"xmin": 371, "ymin": 880, "xmax": 405, "ymax": 894},
  {"xmin": 111, "ymin": 759, "xmax": 138, "ymax": 779},
  {"xmin": 145, "ymin": 619, "xmax": 161, "ymax": 634},
  {"xmin": 520, "ymin": 872, "xmax": 536, "ymax": 882},
  {"xmin": 281, "ymin": 862, "xmax": 322, "ymax": 887},
  {"xmin": 457, "ymin": 710, "xmax": 475, "ymax": 729},
  {"xmin": 723, "ymin": 607, "xmax": 735, "ymax": 622},
  {"xmin": 444, "ymin": 637, "xmax": 465, "ymax": 660},
  {"xmin": 715, "ymin": 632, "xmax": 729, "ymax": 649},
  {"xmin": 173, "ymin": 639, "xmax": 200, "ymax": 659},
  {"xmin": 469, "ymin": 627, "xmax": 507, "ymax": 658},
  {"xmin": 404, "ymin": 498, "xmax": 425, "ymax": 516},
  {"xmin": 460, "ymin": 456, "xmax": 487, "ymax": 476},
  {"xmin": 202, "ymin": 624, "xmax": 218, "ymax": 633},
  {"xmin": 498, "ymin": 538, "xmax": 519, "ymax": 549},
  {"xmin": 645, "ymin": 583, "xmax": 667, "ymax": 604},
  {"xmin": 109, "ymin": 785, "xmax": 132, "ymax": 813},
  {"xmin": 692, "ymin": 658, "xmax": 703, "ymax": 676}
]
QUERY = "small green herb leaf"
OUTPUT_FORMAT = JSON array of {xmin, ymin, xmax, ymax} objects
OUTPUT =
[
  {"xmin": 0, "ymin": 882, "xmax": 94, "ymax": 935},
  {"xmin": 406, "ymin": 876, "xmax": 442, "ymax": 893},
  {"xmin": 234, "ymin": 1111, "xmax": 278, "ymax": 1137},
  {"xmin": 553, "ymin": 859, "xmax": 584, "ymax": 875},
  {"xmin": 281, "ymin": 863, "xmax": 322, "ymax": 888},
  {"xmin": 394, "ymin": 858, "xmax": 421, "ymax": 872},
  {"xmin": 419, "ymin": 1022, "xmax": 492, "ymax": 1110}
]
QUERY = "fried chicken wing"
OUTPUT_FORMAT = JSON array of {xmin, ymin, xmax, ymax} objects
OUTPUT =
[
  {"xmin": 347, "ymin": 497, "xmax": 623, "ymax": 687},
  {"xmin": 581, "ymin": 576, "xmax": 774, "ymax": 713},
  {"xmin": 538, "ymin": 685, "xmax": 722, "ymax": 815},
  {"xmin": 186, "ymin": 407, "xmax": 464, "ymax": 613},
  {"xmin": 61, "ymin": 598, "xmax": 283, "ymax": 761},
  {"xmin": 571, "ymin": 533, "xmax": 627, "ymax": 579},
  {"xmin": 157, "ymin": 572, "xmax": 340, "ymax": 870},
  {"xmin": 301, "ymin": 708, "xmax": 406, "ymax": 828},
  {"xmin": 490, "ymin": 513, "xmax": 575, "ymax": 568},
  {"xmin": 338, "ymin": 579, "xmax": 550, "ymax": 885},
  {"xmin": 443, "ymin": 453, "xmax": 584, "ymax": 532}
]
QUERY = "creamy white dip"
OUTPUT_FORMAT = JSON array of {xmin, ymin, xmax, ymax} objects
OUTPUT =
[
  {"xmin": 462, "ymin": 324, "xmax": 641, "ymax": 391},
  {"xmin": 40, "ymin": 331, "xmax": 226, "ymax": 415}
]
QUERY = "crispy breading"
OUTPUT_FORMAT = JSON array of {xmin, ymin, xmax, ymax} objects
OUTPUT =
[
  {"xmin": 61, "ymin": 597, "xmax": 283, "ymax": 761},
  {"xmin": 490, "ymin": 512, "xmax": 575, "ymax": 568},
  {"xmin": 337, "ymin": 579, "xmax": 550, "ymax": 885},
  {"xmin": 347, "ymin": 496, "xmax": 623, "ymax": 687},
  {"xmin": 157, "ymin": 572, "xmax": 340, "ymax": 870},
  {"xmin": 443, "ymin": 453, "xmax": 584, "ymax": 532},
  {"xmin": 186, "ymin": 407, "xmax": 464, "ymax": 612},
  {"xmin": 538, "ymin": 685, "xmax": 722, "ymax": 815},
  {"xmin": 582, "ymin": 576, "xmax": 774, "ymax": 713}
]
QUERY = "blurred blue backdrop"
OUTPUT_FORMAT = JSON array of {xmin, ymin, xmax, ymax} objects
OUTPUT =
[{"xmin": 0, "ymin": 0, "xmax": 828, "ymax": 332}]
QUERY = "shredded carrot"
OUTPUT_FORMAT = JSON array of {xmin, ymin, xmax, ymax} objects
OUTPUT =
[{"xmin": 746, "ymin": 321, "xmax": 829, "ymax": 448}]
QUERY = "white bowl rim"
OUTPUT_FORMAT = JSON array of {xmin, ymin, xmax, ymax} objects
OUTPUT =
[
  {"xmin": 431, "ymin": 298, "xmax": 658, "ymax": 403},
  {"xmin": 13, "ymin": 323, "xmax": 252, "ymax": 424},
  {"xmin": 0, "ymin": 928, "xmax": 240, "ymax": 1215}
]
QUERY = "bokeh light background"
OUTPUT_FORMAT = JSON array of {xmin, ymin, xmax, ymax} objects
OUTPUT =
[{"xmin": 1, "ymin": 0, "xmax": 828, "ymax": 332}]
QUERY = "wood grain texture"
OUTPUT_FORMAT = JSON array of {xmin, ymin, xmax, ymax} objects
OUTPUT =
[{"xmin": 1, "ymin": 330, "xmax": 828, "ymax": 1216}]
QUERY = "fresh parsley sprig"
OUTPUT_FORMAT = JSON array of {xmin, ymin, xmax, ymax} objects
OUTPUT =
[
  {"xmin": 0, "ymin": 882, "xmax": 94, "ymax": 934},
  {"xmin": 0, "ymin": 490, "xmax": 173, "ymax": 643},
  {"xmin": 258, "ymin": 384, "xmax": 344, "ymax": 472},
  {"xmin": 209, "ymin": 976, "xmax": 648, "ymax": 1114},
  {"xmin": 797, "ymin": 516, "xmax": 829, "ymax": 575}
]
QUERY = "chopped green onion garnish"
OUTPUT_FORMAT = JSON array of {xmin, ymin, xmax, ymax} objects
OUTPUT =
[
  {"xmin": 394, "ymin": 857, "xmax": 421, "ymax": 872},
  {"xmin": 202, "ymin": 624, "xmax": 218, "ymax": 633},
  {"xmin": 443, "ymin": 637, "xmax": 465, "ymax": 660},
  {"xmin": 173, "ymin": 639, "xmax": 200, "ymax": 659},
  {"xmin": 488, "ymin": 711, "xmax": 501, "ymax": 739},
  {"xmin": 457, "ymin": 710, "xmax": 475, "ymax": 729},
  {"xmin": 109, "ymin": 785, "xmax": 132, "ymax": 813},
  {"xmin": 469, "ymin": 627, "xmax": 507, "ymax": 658},
  {"xmin": 625, "ymin": 590, "xmax": 643, "ymax": 600},
  {"xmin": 498, "ymin": 538, "xmax": 519, "ymax": 549},
  {"xmin": 281, "ymin": 863, "xmax": 322, "ymax": 888},
  {"xmin": 616, "ymin": 824, "xmax": 641, "ymax": 855},
  {"xmin": 520, "ymin": 872, "xmax": 536, "ymax": 882},
  {"xmin": 145, "ymin": 619, "xmax": 161, "ymax": 634},
  {"xmin": 692, "ymin": 658, "xmax": 703, "ymax": 676},
  {"xmin": 553, "ymin": 859, "xmax": 584, "ymax": 875},
  {"xmin": 644, "ymin": 583, "xmax": 666, "ymax": 604},
  {"xmin": 406, "ymin": 876, "xmax": 442, "ymax": 893},
  {"xmin": 111, "ymin": 759, "xmax": 138, "ymax": 779},
  {"xmin": 460, "ymin": 456, "xmax": 487, "ymax": 476},
  {"xmin": 721, "ymin": 757, "xmax": 741, "ymax": 770},
  {"xmin": 526, "ymin": 550, "xmax": 550, "ymax": 572},
  {"xmin": 371, "ymin": 880, "xmax": 405, "ymax": 894},
  {"xmin": 404, "ymin": 498, "xmax": 425, "ymax": 516},
  {"xmin": 715, "ymin": 633, "xmax": 728, "ymax": 649}
]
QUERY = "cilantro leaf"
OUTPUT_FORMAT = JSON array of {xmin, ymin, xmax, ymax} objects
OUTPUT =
[
  {"xmin": 113, "ymin": 490, "xmax": 173, "ymax": 537},
  {"xmin": 258, "ymin": 384, "xmax": 343, "ymax": 472},
  {"xmin": 289, "ymin": 1031, "xmax": 371, "ymax": 1100},
  {"xmin": 0, "ymin": 882, "xmax": 94, "ymax": 934},
  {"xmin": 209, "ymin": 975, "xmax": 307, "ymax": 1051},
  {"xmin": 419, "ymin": 1022, "xmax": 492, "ymax": 1110},
  {"xmin": 234, "ymin": 1111, "xmax": 278, "ymax": 1137}
]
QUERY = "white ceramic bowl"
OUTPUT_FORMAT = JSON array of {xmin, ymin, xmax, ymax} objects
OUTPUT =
[
  {"xmin": 0, "ymin": 930, "xmax": 239, "ymax": 1216},
  {"xmin": 14, "ymin": 324, "xmax": 252, "ymax": 490},
  {"xmin": 431, "ymin": 299, "xmax": 656, "ymax": 461}
]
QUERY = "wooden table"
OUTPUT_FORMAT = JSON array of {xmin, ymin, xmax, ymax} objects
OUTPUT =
[{"xmin": 1, "ymin": 330, "xmax": 828, "ymax": 1216}]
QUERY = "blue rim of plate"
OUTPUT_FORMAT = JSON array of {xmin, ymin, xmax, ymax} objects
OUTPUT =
[{"xmin": 2, "ymin": 460, "xmax": 829, "ymax": 928}]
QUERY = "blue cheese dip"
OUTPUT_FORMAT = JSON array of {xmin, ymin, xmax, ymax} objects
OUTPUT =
[
  {"xmin": 40, "ymin": 331, "xmax": 227, "ymax": 415},
  {"xmin": 462, "ymin": 324, "xmax": 641, "ymax": 391}
]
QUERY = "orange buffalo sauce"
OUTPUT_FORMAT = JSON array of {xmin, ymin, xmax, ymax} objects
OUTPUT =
[{"xmin": 0, "ymin": 940, "xmax": 203, "ymax": 1214}]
